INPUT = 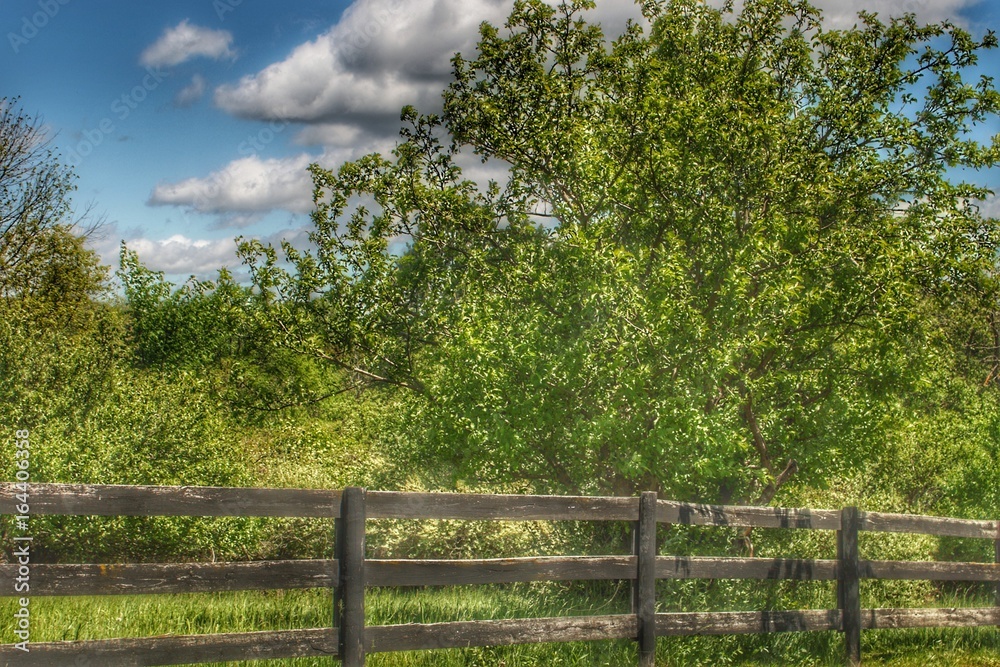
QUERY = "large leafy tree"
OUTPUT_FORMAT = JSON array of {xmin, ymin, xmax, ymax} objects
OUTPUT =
[{"xmin": 242, "ymin": 0, "xmax": 1000, "ymax": 502}]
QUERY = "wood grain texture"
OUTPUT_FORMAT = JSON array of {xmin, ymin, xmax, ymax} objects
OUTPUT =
[
  {"xmin": 0, "ymin": 628, "xmax": 337, "ymax": 666},
  {"xmin": 5, "ymin": 608, "xmax": 998, "ymax": 666},
  {"xmin": 338, "ymin": 487, "xmax": 366, "ymax": 666},
  {"xmin": 839, "ymin": 507, "xmax": 862, "ymax": 667},
  {"xmin": 0, "ymin": 554, "xmax": 858, "ymax": 597},
  {"xmin": 861, "ymin": 607, "xmax": 1000, "ymax": 629},
  {"xmin": 655, "ymin": 610, "xmax": 842, "ymax": 635},
  {"xmin": 657, "ymin": 500, "xmax": 841, "ymax": 530},
  {"xmin": 861, "ymin": 511, "xmax": 998, "ymax": 539},
  {"xmin": 0, "ymin": 483, "xmax": 341, "ymax": 517},
  {"xmin": 12, "ymin": 483, "xmax": 998, "ymax": 539},
  {"xmin": 860, "ymin": 560, "xmax": 1000, "ymax": 582},
  {"xmin": 657, "ymin": 557, "xmax": 839, "ymax": 581},
  {"xmin": 637, "ymin": 492, "xmax": 658, "ymax": 666},
  {"xmin": 0, "ymin": 560, "xmax": 337, "ymax": 597},
  {"xmin": 366, "ymin": 491, "xmax": 639, "ymax": 521},
  {"xmin": 367, "ymin": 556, "xmax": 635, "ymax": 587},
  {"xmin": 365, "ymin": 615, "xmax": 638, "ymax": 652}
]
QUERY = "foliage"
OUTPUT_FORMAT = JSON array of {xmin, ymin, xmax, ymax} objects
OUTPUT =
[
  {"xmin": 241, "ymin": 0, "xmax": 1000, "ymax": 503},
  {"xmin": 0, "ymin": 97, "xmax": 101, "ymax": 300},
  {"xmin": 118, "ymin": 245, "xmax": 346, "ymax": 417}
]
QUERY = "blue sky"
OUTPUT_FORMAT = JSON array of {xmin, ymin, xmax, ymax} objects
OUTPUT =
[{"xmin": 4, "ymin": 0, "xmax": 1000, "ymax": 282}]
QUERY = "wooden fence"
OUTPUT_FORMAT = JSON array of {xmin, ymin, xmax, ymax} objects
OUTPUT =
[{"xmin": 0, "ymin": 483, "xmax": 998, "ymax": 666}]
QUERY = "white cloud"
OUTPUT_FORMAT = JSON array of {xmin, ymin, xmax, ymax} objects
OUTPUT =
[
  {"xmin": 293, "ymin": 122, "xmax": 367, "ymax": 148},
  {"xmin": 125, "ymin": 235, "xmax": 240, "ymax": 275},
  {"xmin": 212, "ymin": 0, "xmax": 971, "ymax": 138},
  {"xmin": 148, "ymin": 154, "xmax": 315, "ymax": 224},
  {"xmin": 88, "ymin": 224, "xmax": 316, "ymax": 280},
  {"xmin": 213, "ymin": 0, "xmax": 515, "ymax": 128},
  {"xmin": 719, "ymin": 0, "xmax": 974, "ymax": 26},
  {"xmin": 208, "ymin": 0, "xmax": 652, "ymax": 156},
  {"xmin": 146, "ymin": 131, "xmax": 398, "ymax": 222},
  {"xmin": 975, "ymin": 193, "xmax": 1000, "ymax": 219},
  {"xmin": 85, "ymin": 225, "xmax": 240, "ymax": 277},
  {"xmin": 161, "ymin": 0, "xmax": 980, "ymax": 224},
  {"xmin": 813, "ymin": 0, "xmax": 975, "ymax": 28},
  {"xmin": 174, "ymin": 74, "xmax": 207, "ymax": 107},
  {"xmin": 453, "ymin": 151, "xmax": 513, "ymax": 192},
  {"xmin": 588, "ymin": 0, "xmax": 646, "ymax": 37},
  {"xmin": 141, "ymin": 20, "xmax": 235, "ymax": 68}
]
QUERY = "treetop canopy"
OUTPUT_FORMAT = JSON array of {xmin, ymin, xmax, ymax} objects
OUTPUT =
[{"xmin": 239, "ymin": 0, "xmax": 1000, "ymax": 501}]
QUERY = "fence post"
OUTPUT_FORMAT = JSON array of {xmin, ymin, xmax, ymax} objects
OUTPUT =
[
  {"xmin": 336, "ymin": 487, "xmax": 366, "ymax": 666},
  {"xmin": 838, "ymin": 506, "xmax": 861, "ymax": 667},
  {"xmin": 633, "ymin": 491, "xmax": 657, "ymax": 667},
  {"xmin": 994, "ymin": 525, "xmax": 1000, "ymax": 621}
]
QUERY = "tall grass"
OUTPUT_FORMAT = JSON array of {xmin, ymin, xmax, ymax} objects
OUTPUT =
[{"xmin": 3, "ymin": 581, "xmax": 999, "ymax": 666}]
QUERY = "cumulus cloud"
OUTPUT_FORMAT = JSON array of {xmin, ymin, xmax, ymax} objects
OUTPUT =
[
  {"xmin": 161, "ymin": 0, "xmax": 978, "ymax": 225},
  {"xmin": 293, "ymin": 123, "xmax": 368, "ymax": 148},
  {"xmin": 975, "ymin": 193, "xmax": 1000, "ymax": 219},
  {"xmin": 813, "ymin": 0, "xmax": 975, "ymax": 28},
  {"xmin": 213, "ymin": 0, "xmax": 514, "ymax": 132},
  {"xmin": 88, "ymin": 224, "xmax": 315, "ymax": 280},
  {"xmin": 212, "ymin": 0, "xmax": 971, "ymax": 141},
  {"xmin": 125, "ymin": 235, "xmax": 240, "ymax": 274},
  {"xmin": 174, "ymin": 74, "xmax": 207, "ymax": 107},
  {"xmin": 210, "ymin": 0, "xmax": 650, "ymax": 134},
  {"xmin": 148, "ymin": 154, "xmax": 315, "ymax": 225},
  {"xmin": 147, "ymin": 125, "xmax": 397, "ymax": 223},
  {"xmin": 85, "ymin": 225, "xmax": 240, "ymax": 277},
  {"xmin": 721, "ymin": 0, "xmax": 975, "ymax": 26},
  {"xmin": 141, "ymin": 20, "xmax": 235, "ymax": 68}
]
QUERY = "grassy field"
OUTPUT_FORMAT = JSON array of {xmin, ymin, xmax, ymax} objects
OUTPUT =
[{"xmin": 3, "ymin": 583, "xmax": 999, "ymax": 666}]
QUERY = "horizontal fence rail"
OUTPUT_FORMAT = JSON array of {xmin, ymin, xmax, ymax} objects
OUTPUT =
[
  {"xmin": 861, "ymin": 511, "xmax": 999, "ymax": 539},
  {"xmin": 0, "ymin": 483, "xmax": 998, "ymax": 666},
  {"xmin": 5, "ymin": 555, "xmax": 999, "ymax": 598},
  {"xmin": 5, "ymin": 483, "xmax": 996, "ymax": 535}
]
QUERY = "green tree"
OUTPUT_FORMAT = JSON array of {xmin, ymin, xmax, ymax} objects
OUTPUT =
[
  {"xmin": 242, "ymin": 0, "xmax": 1000, "ymax": 502},
  {"xmin": 0, "ymin": 97, "xmax": 102, "ymax": 301}
]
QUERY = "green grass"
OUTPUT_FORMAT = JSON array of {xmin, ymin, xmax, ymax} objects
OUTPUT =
[{"xmin": 3, "ymin": 583, "xmax": 999, "ymax": 666}]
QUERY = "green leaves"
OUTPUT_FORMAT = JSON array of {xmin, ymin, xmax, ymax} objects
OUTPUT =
[
  {"xmin": 242, "ymin": 0, "xmax": 1000, "ymax": 504},
  {"xmin": 0, "ymin": 97, "xmax": 81, "ymax": 303}
]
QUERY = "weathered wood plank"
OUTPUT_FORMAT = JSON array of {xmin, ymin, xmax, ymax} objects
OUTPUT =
[
  {"xmin": 658, "ymin": 501, "xmax": 841, "ymax": 530},
  {"xmin": 636, "ymin": 492, "xmax": 658, "ymax": 666},
  {"xmin": 11, "ymin": 484, "xmax": 1000, "ymax": 540},
  {"xmin": 366, "ymin": 491, "xmax": 639, "ymax": 521},
  {"xmin": 7, "ymin": 608, "xmax": 998, "ymax": 667},
  {"xmin": 860, "ymin": 560, "xmax": 1000, "ymax": 582},
  {"xmin": 656, "ymin": 557, "xmax": 839, "ymax": 581},
  {"xmin": 839, "ymin": 507, "xmax": 861, "ymax": 666},
  {"xmin": 367, "ymin": 556, "xmax": 636, "ymax": 587},
  {"xmin": 861, "ymin": 511, "xmax": 998, "ymax": 539},
  {"xmin": 365, "ymin": 615, "xmax": 638, "ymax": 652},
  {"xmin": 338, "ymin": 487, "xmax": 366, "ymax": 666},
  {"xmin": 861, "ymin": 607, "xmax": 1000, "ymax": 629},
  {"xmin": 0, "ymin": 560, "xmax": 337, "ymax": 597},
  {"xmin": 0, "ymin": 554, "xmax": 849, "ymax": 598},
  {"xmin": 0, "ymin": 483, "xmax": 341, "ymax": 517},
  {"xmin": 0, "ymin": 628, "xmax": 337, "ymax": 666},
  {"xmin": 655, "ymin": 610, "xmax": 842, "ymax": 635}
]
